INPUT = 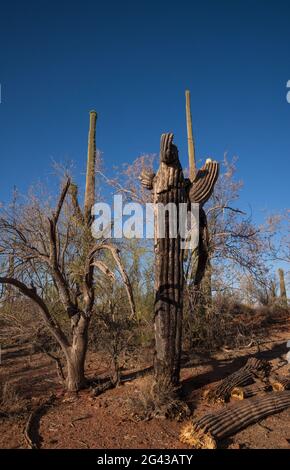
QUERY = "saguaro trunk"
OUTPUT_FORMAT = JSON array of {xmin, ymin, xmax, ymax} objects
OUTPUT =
[
  {"xmin": 190, "ymin": 207, "xmax": 210, "ymax": 310},
  {"xmin": 140, "ymin": 128, "xmax": 219, "ymax": 405},
  {"xmin": 66, "ymin": 317, "xmax": 89, "ymax": 392},
  {"xmin": 153, "ymin": 133, "xmax": 186, "ymax": 390},
  {"xmin": 278, "ymin": 268, "xmax": 287, "ymax": 306}
]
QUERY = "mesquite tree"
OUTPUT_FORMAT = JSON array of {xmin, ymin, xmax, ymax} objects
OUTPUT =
[
  {"xmin": 140, "ymin": 133, "xmax": 219, "ymax": 397},
  {"xmin": 0, "ymin": 111, "xmax": 135, "ymax": 392}
]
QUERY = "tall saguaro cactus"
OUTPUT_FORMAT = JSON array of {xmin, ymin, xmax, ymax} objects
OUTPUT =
[
  {"xmin": 141, "ymin": 134, "xmax": 186, "ymax": 394},
  {"xmin": 84, "ymin": 110, "xmax": 97, "ymax": 224},
  {"xmin": 140, "ymin": 131, "xmax": 219, "ymax": 407},
  {"xmin": 185, "ymin": 90, "xmax": 219, "ymax": 306}
]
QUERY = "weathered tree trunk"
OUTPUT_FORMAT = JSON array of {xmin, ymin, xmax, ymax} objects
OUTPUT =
[
  {"xmin": 153, "ymin": 133, "xmax": 186, "ymax": 391},
  {"xmin": 66, "ymin": 317, "xmax": 89, "ymax": 392},
  {"xmin": 64, "ymin": 111, "xmax": 97, "ymax": 392}
]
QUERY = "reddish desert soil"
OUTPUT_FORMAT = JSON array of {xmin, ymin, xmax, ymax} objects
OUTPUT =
[{"xmin": 0, "ymin": 323, "xmax": 290, "ymax": 449}]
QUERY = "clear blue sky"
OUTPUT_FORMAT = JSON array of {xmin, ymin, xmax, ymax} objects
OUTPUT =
[{"xmin": 0, "ymin": 0, "xmax": 290, "ymax": 220}]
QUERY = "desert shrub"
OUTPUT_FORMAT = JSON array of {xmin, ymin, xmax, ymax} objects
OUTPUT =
[
  {"xmin": 184, "ymin": 294, "xmax": 256, "ymax": 352},
  {"xmin": 89, "ymin": 288, "xmax": 138, "ymax": 382},
  {"xmin": 126, "ymin": 375, "xmax": 189, "ymax": 421},
  {"xmin": 183, "ymin": 290, "xmax": 290, "ymax": 353},
  {"xmin": 125, "ymin": 376, "xmax": 156, "ymax": 421}
]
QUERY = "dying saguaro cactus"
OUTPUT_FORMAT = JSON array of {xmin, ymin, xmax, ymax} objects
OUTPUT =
[
  {"xmin": 278, "ymin": 268, "xmax": 287, "ymax": 306},
  {"xmin": 270, "ymin": 375, "xmax": 290, "ymax": 391},
  {"xmin": 140, "ymin": 133, "xmax": 187, "ymax": 397},
  {"xmin": 204, "ymin": 358, "xmax": 271, "ymax": 403},
  {"xmin": 180, "ymin": 391, "xmax": 290, "ymax": 449},
  {"xmin": 140, "ymin": 130, "xmax": 220, "ymax": 408},
  {"xmin": 231, "ymin": 383, "xmax": 272, "ymax": 401}
]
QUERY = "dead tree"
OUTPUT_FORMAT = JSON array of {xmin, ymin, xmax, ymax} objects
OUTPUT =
[
  {"xmin": 204, "ymin": 358, "xmax": 271, "ymax": 403},
  {"xmin": 180, "ymin": 391, "xmax": 290, "ymax": 449},
  {"xmin": 0, "ymin": 111, "xmax": 135, "ymax": 392}
]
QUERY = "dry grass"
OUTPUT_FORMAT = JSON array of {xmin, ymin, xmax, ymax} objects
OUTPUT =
[
  {"xmin": 125, "ymin": 375, "xmax": 190, "ymax": 421},
  {"xmin": 0, "ymin": 381, "xmax": 28, "ymax": 417},
  {"xmin": 184, "ymin": 297, "xmax": 290, "ymax": 352}
]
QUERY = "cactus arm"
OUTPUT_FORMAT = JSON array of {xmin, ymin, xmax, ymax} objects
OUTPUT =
[
  {"xmin": 189, "ymin": 159, "xmax": 219, "ymax": 206},
  {"xmin": 84, "ymin": 110, "xmax": 97, "ymax": 225},
  {"xmin": 185, "ymin": 90, "xmax": 196, "ymax": 181},
  {"xmin": 139, "ymin": 168, "xmax": 155, "ymax": 190}
]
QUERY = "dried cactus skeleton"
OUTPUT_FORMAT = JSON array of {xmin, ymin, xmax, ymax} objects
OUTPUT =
[
  {"xmin": 270, "ymin": 375, "xmax": 290, "ymax": 392},
  {"xmin": 231, "ymin": 383, "xmax": 272, "ymax": 401},
  {"xmin": 203, "ymin": 358, "xmax": 271, "ymax": 403},
  {"xmin": 180, "ymin": 391, "xmax": 290, "ymax": 449}
]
